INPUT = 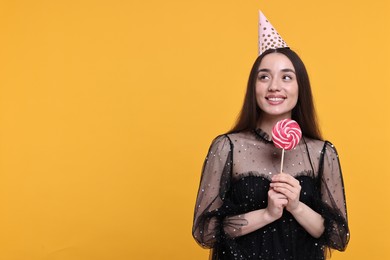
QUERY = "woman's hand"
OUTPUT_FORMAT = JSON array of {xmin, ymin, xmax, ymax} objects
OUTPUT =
[
  {"xmin": 265, "ymin": 186, "xmax": 288, "ymax": 221},
  {"xmin": 270, "ymin": 173, "xmax": 325, "ymax": 238},
  {"xmin": 270, "ymin": 173, "xmax": 301, "ymax": 213}
]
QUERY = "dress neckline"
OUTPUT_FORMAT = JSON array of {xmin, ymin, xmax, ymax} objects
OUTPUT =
[{"xmin": 253, "ymin": 128, "xmax": 273, "ymax": 143}]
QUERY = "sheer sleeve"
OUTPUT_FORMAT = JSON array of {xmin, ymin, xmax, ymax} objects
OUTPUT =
[
  {"xmin": 192, "ymin": 135, "xmax": 233, "ymax": 248},
  {"xmin": 318, "ymin": 141, "xmax": 350, "ymax": 251}
]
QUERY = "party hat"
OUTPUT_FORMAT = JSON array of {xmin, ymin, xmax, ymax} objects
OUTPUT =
[{"xmin": 258, "ymin": 11, "xmax": 288, "ymax": 55}]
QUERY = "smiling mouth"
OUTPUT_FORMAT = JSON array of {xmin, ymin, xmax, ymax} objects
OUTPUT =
[{"xmin": 266, "ymin": 97, "xmax": 286, "ymax": 101}]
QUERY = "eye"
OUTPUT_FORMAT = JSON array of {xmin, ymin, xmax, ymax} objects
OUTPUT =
[
  {"xmin": 282, "ymin": 75, "xmax": 294, "ymax": 80},
  {"xmin": 258, "ymin": 74, "xmax": 270, "ymax": 81}
]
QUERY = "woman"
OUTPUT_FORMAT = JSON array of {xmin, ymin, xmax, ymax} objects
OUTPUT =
[{"xmin": 192, "ymin": 48, "xmax": 349, "ymax": 259}]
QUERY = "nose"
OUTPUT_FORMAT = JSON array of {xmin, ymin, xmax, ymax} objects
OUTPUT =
[{"xmin": 268, "ymin": 78, "xmax": 281, "ymax": 92}]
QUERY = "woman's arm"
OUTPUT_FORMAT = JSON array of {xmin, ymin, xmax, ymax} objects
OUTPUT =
[
  {"xmin": 270, "ymin": 173, "xmax": 325, "ymax": 238},
  {"xmin": 223, "ymin": 188, "xmax": 288, "ymax": 238},
  {"xmin": 288, "ymin": 201, "xmax": 324, "ymax": 238},
  {"xmin": 192, "ymin": 135, "xmax": 233, "ymax": 247},
  {"xmin": 317, "ymin": 141, "xmax": 349, "ymax": 250}
]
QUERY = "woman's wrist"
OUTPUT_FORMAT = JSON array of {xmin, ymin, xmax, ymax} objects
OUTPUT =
[
  {"xmin": 262, "ymin": 208, "xmax": 281, "ymax": 223},
  {"xmin": 287, "ymin": 202, "xmax": 303, "ymax": 216}
]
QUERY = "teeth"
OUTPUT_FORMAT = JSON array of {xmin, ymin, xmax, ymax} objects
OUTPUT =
[{"xmin": 268, "ymin": 97, "xmax": 284, "ymax": 101}]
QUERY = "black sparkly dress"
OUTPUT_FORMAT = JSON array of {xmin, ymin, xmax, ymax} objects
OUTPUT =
[{"xmin": 192, "ymin": 129, "xmax": 349, "ymax": 260}]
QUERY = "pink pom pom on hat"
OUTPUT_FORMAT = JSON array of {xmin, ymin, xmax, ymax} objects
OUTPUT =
[{"xmin": 258, "ymin": 11, "xmax": 289, "ymax": 55}]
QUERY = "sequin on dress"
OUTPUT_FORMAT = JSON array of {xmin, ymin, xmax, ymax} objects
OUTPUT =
[{"xmin": 192, "ymin": 129, "xmax": 349, "ymax": 259}]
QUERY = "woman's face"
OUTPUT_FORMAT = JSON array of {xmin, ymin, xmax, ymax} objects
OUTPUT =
[{"xmin": 255, "ymin": 53, "xmax": 298, "ymax": 120}]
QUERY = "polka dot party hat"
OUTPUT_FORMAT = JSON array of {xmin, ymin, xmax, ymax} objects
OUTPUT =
[{"xmin": 258, "ymin": 11, "xmax": 288, "ymax": 55}]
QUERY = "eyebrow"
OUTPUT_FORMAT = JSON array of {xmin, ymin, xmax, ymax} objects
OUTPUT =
[{"xmin": 257, "ymin": 68, "xmax": 296, "ymax": 74}]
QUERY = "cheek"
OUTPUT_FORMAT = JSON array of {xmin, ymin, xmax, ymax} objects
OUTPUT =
[
  {"xmin": 291, "ymin": 86, "xmax": 299, "ymax": 106},
  {"xmin": 255, "ymin": 82, "xmax": 266, "ymax": 96},
  {"xmin": 291, "ymin": 84, "xmax": 299, "ymax": 96},
  {"xmin": 255, "ymin": 85, "xmax": 265, "ymax": 104}
]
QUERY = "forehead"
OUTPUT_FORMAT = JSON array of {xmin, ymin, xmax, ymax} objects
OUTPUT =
[{"xmin": 258, "ymin": 53, "xmax": 294, "ymax": 70}]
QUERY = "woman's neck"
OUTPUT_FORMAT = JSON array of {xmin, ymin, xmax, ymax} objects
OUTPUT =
[{"xmin": 257, "ymin": 114, "xmax": 292, "ymax": 136}]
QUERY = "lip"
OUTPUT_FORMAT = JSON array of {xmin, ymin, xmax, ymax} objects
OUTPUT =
[{"xmin": 266, "ymin": 95, "xmax": 286, "ymax": 105}]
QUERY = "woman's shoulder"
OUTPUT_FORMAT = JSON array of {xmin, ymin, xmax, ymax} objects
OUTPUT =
[
  {"xmin": 223, "ymin": 130, "xmax": 258, "ymax": 142},
  {"xmin": 303, "ymin": 136, "xmax": 338, "ymax": 154},
  {"xmin": 207, "ymin": 133, "xmax": 233, "ymax": 152},
  {"xmin": 209, "ymin": 130, "xmax": 255, "ymax": 147}
]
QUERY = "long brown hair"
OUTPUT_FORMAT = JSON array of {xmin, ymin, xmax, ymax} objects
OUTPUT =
[{"xmin": 228, "ymin": 48, "xmax": 322, "ymax": 140}]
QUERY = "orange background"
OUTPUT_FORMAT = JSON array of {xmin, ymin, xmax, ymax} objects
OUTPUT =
[{"xmin": 0, "ymin": 0, "xmax": 389, "ymax": 259}]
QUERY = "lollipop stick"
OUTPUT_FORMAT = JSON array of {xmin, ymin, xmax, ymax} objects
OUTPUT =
[{"xmin": 280, "ymin": 149, "xmax": 285, "ymax": 173}]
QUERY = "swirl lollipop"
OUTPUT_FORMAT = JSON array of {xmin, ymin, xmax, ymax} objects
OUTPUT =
[{"xmin": 272, "ymin": 119, "xmax": 302, "ymax": 172}]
